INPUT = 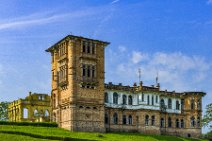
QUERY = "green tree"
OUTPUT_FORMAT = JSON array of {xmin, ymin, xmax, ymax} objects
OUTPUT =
[
  {"xmin": 202, "ymin": 103, "xmax": 212, "ymax": 129},
  {"xmin": 0, "ymin": 101, "xmax": 9, "ymax": 121},
  {"xmin": 202, "ymin": 103, "xmax": 212, "ymax": 140}
]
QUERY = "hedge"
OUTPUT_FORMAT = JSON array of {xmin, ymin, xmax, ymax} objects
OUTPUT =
[
  {"xmin": 0, "ymin": 121, "xmax": 58, "ymax": 127},
  {"xmin": 0, "ymin": 131, "xmax": 97, "ymax": 141}
]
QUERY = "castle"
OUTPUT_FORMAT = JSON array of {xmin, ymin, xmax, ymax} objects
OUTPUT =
[
  {"xmin": 8, "ymin": 92, "xmax": 51, "ymax": 122},
  {"xmin": 46, "ymin": 35, "xmax": 205, "ymax": 138}
]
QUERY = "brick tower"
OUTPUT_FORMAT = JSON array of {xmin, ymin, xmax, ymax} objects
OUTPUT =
[{"xmin": 46, "ymin": 35, "xmax": 109, "ymax": 132}]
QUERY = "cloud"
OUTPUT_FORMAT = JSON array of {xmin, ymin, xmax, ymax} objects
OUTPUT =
[
  {"xmin": 131, "ymin": 51, "xmax": 149, "ymax": 64},
  {"xmin": 111, "ymin": 0, "xmax": 120, "ymax": 4},
  {"xmin": 207, "ymin": 0, "xmax": 212, "ymax": 4},
  {"xmin": 106, "ymin": 49, "xmax": 211, "ymax": 92},
  {"xmin": 0, "ymin": 9, "xmax": 97, "ymax": 30},
  {"xmin": 118, "ymin": 45, "xmax": 127, "ymax": 52}
]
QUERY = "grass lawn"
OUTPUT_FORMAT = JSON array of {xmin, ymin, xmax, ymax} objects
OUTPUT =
[
  {"xmin": 0, "ymin": 133, "xmax": 58, "ymax": 141},
  {"xmin": 0, "ymin": 125, "xmax": 208, "ymax": 141}
]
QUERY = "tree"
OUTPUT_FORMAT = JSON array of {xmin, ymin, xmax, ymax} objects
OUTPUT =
[
  {"xmin": 0, "ymin": 101, "xmax": 9, "ymax": 121},
  {"xmin": 203, "ymin": 103, "xmax": 212, "ymax": 128},
  {"xmin": 201, "ymin": 103, "xmax": 212, "ymax": 140}
]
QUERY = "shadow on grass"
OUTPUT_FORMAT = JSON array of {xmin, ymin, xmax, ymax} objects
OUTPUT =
[
  {"xmin": 0, "ymin": 131, "xmax": 97, "ymax": 141},
  {"xmin": 104, "ymin": 132, "xmax": 202, "ymax": 141}
]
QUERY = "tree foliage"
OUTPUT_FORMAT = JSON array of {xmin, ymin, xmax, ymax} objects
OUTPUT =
[
  {"xmin": 203, "ymin": 103, "xmax": 212, "ymax": 129},
  {"xmin": 0, "ymin": 102, "xmax": 9, "ymax": 121}
]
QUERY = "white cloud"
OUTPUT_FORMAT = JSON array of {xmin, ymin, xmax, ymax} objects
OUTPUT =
[
  {"xmin": 0, "ymin": 9, "xmax": 97, "ymax": 30},
  {"xmin": 118, "ymin": 45, "xmax": 127, "ymax": 52},
  {"xmin": 207, "ymin": 0, "xmax": 212, "ymax": 4},
  {"xmin": 106, "ymin": 50, "xmax": 211, "ymax": 92},
  {"xmin": 131, "ymin": 51, "xmax": 148, "ymax": 64},
  {"xmin": 111, "ymin": 0, "xmax": 120, "ymax": 4}
]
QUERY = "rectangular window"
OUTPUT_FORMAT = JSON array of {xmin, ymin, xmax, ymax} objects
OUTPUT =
[
  {"xmin": 83, "ymin": 41, "xmax": 86, "ymax": 53},
  {"xmin": 82, "ymin": 65, "xmax": 86, "ymax": 77},
  {"xmin": 87, "ymin": 42, "xmax": 90, "ymax": 53},
  {"xmin": 156, "ymin": 96, "xmax": 158, "ymax": 103},
  {"xmin": 92, "ymin": 66, "xmax": 95, "ymax": 78},
  {"xmin": 92, "ymin": 43, "xmax": 95, "ymax": 54},
  {"xmin": 87, "ymin": 65, "xmax": 90, "ymax": 77}
]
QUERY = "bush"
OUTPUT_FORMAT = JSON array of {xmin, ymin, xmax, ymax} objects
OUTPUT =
[{"xmin": 0, "ymin": 121, "xmax": 58, "ymax": 127}]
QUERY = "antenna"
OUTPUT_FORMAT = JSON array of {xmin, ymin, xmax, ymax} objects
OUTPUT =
[
  {"xmin": 138, "ymin": 68, "xmax": 141, "ymax": 82},
  {"xmin": 156, "ymin": 71, "xmax": 159, "ymax": 85}
]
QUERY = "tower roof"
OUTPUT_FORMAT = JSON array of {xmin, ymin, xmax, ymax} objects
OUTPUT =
[{"xmin": 45, "ymin": 35, "xmax": 110, "ymax": 52}]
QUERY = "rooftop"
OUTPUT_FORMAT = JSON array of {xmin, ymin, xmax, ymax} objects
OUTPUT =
[{"xmin": 45, "ymin": 35, "xmax": 110, "ymax": 52}]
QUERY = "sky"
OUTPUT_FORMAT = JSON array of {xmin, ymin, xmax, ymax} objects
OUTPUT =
[{"xmin": 0, "ymin": 0, "xmax": 212, "ymax": 133}]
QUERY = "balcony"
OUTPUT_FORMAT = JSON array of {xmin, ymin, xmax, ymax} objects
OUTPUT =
[
  {"xmin": 80, "ymin": 77, "xmax": 98, "ymax": 87},
  {"xmin": 58, "ymin": 54, "xmax": 68, "ymax": 62},
  {"xmin": 80, "ymin": 53, "xmax": 97, "ymax": 60}
]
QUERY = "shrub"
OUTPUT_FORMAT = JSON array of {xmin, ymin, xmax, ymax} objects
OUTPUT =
[{"xmin": 0, "ymin": 121, "xmax": 58, "ymax": 127}]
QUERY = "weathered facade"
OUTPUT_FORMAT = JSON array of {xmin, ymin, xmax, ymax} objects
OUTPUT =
[
  {"xmin": 104, "ymin": 83, "xmax": 205, "ymax": 138},
  {"xmin": 46, "ymin": 35, "xmax": 109, "ymax": 132},
  {"xmin": 8, "ymin": 92, "xmax": 51, "ymax": 122},
  {"xmin": 46, "ymin": 35, "xmax": 205, "ymax": 138}
]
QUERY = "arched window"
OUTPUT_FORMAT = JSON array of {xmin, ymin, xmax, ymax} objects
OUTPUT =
[
  {"xmin": 197, "ymin": 117, "xmax": 200, "ymax": 127},
  {"xmin": 104, "ymin": 92, "xmax": 108, "ymax": 103},
  {"xmin": 123, "ymin": 95, "xmax": 127, "ymax": 105},
  {"xmin": 113, "ymin": 92, "xmax": 118, "ymax": 104},
  {"xmin": 147, "ymin": 95, "xmax": 150, "ymax": 105},
  {"xmin": 129, "ymin": 115, "xmax": 133, "ymax": 125},
  {"xmin": 176, "ymin": 100, "xmax": 180, "ymax": 110},
  {"xmin": 44, "ymin": 110, "xmax": 49, "ymax": 117},
  {"xmin": 191, "ymin": 99, "xmax": 195, "ymax": 110},
  {"xmin": 151, "ymin": 115, "xmax": 155, "ymax": 126},
  {"xmin": 142, "ymin": 93, "xmax": 144, "ymax": 101},
  {"xmin": 168, "ymin": 98, "xmax": 172, "ymax": 109},
  {"xmin": 152, "ymin": 96, "xmax": 154, "ymax": 105},
  {"xmin": 156, "ymin": 95, "xmax": 158, "ymax": 103},
  {"xmin": 34, "ymin": 109, "xmax": 38, "ymax": 117},
  {"xmin": 123, "ymin": 115, "xmax": 127, "ymax": 125},
  {"xmin": 160, "ymin": 99, "xmax": 165, "ymax": 107},
  {"xmin": 190, "ymin": 116, "xmax": 195, "ymax": 127},
  {"xmin": 145, "ymin": 115, "xmax": 149, "ymax": 125},
  {"xmin": 176, "ymin": 119, "xmax": 179, "ymax": 128},
  {"xmin": 181, "ymin": 119, "xmax": 184, "ymax": 128},
  {"xmin": 168, "ymin": 117, "xmax": 172, "ymax": 128},
  {"xmin": 160, "ymin": 118, "xmax": 164, "ymax": 128},
  {"xmin": 105, "ymin": 113, "xmax": 109, "ymax": 124},
  {"xmin": 113, "ymin": 113, "xmax": 118, "ymax": 124},
  {"xmin": 23, "ymin": 108, "xmax": 28, "ymax": 119},
  {"xmin": 128, "ymin": 95, "xmax": 133, "ymax": 105}
]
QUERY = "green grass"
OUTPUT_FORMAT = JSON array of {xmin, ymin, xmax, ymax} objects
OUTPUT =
[
  {"xmin": 0, "ymin": 133, "xmax": 58, "ymax": 141},
  {"xmin": 0, "ymin": 125, "xmax": 208, "ymax": 141}
]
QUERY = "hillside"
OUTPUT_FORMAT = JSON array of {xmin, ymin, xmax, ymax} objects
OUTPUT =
[{"xmin": 0, "ymin": 125, "xmax": 207, "ymax": 141}]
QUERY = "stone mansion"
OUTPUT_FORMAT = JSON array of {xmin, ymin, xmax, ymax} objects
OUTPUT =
[{"xmin": 46, "ymin": 35, "xmax": 205, "ymax": 138}]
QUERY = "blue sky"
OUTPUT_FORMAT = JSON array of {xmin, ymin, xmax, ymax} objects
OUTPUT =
[{"xmin": 0, "ymin": 0, "xmax": 212, "ymax": 133}]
